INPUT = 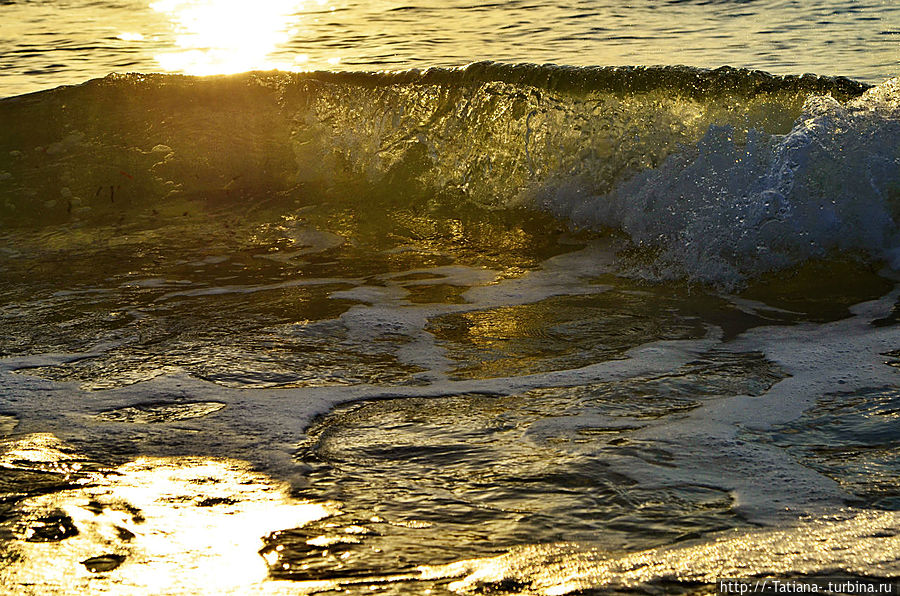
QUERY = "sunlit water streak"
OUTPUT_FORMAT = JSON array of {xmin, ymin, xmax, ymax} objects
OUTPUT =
[{"xmin": 0, "ymin": 433, "xmax": 334, "ymax": 595}]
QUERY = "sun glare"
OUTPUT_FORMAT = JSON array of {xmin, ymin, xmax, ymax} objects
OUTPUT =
[
  {"xmin": 0, "ymin": 442, "xmax": 335, "ymax": 595},
  {"xmin": 150, "ymin": 0, "xmax": 308, "ymax": 75}
]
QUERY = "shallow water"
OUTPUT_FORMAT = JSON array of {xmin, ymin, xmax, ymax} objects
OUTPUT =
[
  {"xmin": 2, "ymin": 212, "xmax": 899, "ymax": 593},
  {"xmin": 1, "ymin": 1, "xmax": 900, "ymax": 594}
]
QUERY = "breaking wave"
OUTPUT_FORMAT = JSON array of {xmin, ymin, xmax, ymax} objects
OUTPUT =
[{"xmin": 1, "ymin": 62, "xmax": 897, "ymax": 286}]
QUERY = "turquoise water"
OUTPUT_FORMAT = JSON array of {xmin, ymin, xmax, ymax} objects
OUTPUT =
[{"xmin": 1, "ymin": 2, "xmax": 899, "ymax": 595}]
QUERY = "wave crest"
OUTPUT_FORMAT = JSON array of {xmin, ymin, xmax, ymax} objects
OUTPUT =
[{"xmin": 0, "ymin": 63, "xmax": 895, "ymax": 286}]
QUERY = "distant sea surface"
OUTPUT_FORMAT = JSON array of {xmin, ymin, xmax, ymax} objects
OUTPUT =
[{"xmin": 1, "ymin": 0, "xmax": 899, "ymax": 96}]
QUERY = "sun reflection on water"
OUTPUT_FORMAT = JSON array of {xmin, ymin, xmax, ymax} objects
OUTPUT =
[
  {"xmin": 150, "ymin": 0, "xmax": 314, "ymax": 75},
  {"xmin": 0, "ymin": 435, "xmax": 335, "ymax": 595}
]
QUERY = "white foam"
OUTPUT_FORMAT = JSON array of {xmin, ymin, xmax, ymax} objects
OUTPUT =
[
  {"xmin": 154, "ymin": 277, "xmax": 357, "ymax": 301},
  {"xmin": 540, "ymin": 78, "xmax": 900, "ymax": 286},
  {"xmin": 1, "ymin": 240, "xmax": 896, "ymax": 535},
  {"xmin": 378, "ymin": 265, "xmax": 499, "ymax": 287},
  {"xmin": 0, "ymin": 341, "xmax": 121, "ymax": 374},
  {"xmin": 589, "ymin": 285, "xmax": 900, "ymax": 523},
  {"xmin": 323, "ymin": 243, "xmax": 619, "ymax": 377},
  {"xmin": 0, "ymin": 240, "xmax": 717, "ymax": 486}
]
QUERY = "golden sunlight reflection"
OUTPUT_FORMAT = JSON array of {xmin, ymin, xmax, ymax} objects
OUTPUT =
[
  {"xmin": 416, "ymin": 511, "xmax": 900, "ymax": 595},
  {"xmin": 151, "ymin": 0, "xmax": 316, "ymax": 75},
  {"xmin": 0, "ymin": 433, "xmax": 79, "ymax": 468},
  {"xmin": 0, "ymin": 436, "xmax": 336, "ymax": 595}
]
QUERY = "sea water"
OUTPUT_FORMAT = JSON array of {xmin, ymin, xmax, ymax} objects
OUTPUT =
[
  {"xmin": 0, "ymin": 2, "xmax": 899, "ymax": 595},
  {"xmin": 2, "ymin": 0, "xmax": 899, "ymax": 97}
]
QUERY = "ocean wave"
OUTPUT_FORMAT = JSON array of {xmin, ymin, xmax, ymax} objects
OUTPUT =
[
  {"xmin": 542, "ymin": 78, "xmax": 900, "ymax": 285},
  {"xmin": 0, "ymin": 62, "xmax": 895, "ymax": 286}
]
